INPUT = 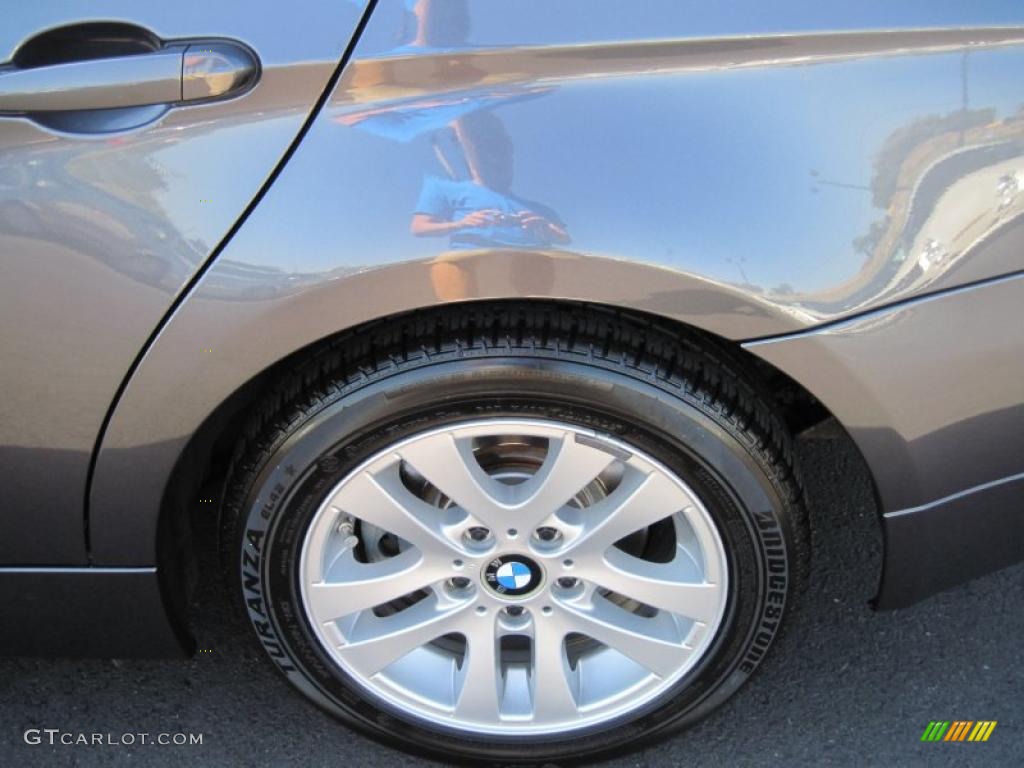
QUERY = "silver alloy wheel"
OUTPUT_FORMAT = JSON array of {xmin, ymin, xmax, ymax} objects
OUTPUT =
[{"xmin": 299, "ymin": 419, "xmax": 728, "ymax": 735}]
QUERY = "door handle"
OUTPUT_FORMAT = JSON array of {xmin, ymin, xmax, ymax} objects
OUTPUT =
[{"xmin": 0, "ymin": 41, "xmax": 259, "ymax": 113}]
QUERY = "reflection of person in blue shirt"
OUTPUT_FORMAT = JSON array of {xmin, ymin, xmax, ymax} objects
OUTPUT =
[
  {"xmin": 410, "ymin": 111, "xmax": 570, "ymax": 249},
  {"xmin": 412, "ymin": 176, "xmax": 569, "ymax": 249}
]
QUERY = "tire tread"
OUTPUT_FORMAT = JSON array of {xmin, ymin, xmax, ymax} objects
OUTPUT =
[{"xmin": 220, "ymin": 300, "xmax": 810, "ymax": 611}]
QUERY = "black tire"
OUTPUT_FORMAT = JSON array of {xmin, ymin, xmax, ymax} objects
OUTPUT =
[{"xmin": 221, "ymin": 301, "xmax": 809, "ymax": 765}]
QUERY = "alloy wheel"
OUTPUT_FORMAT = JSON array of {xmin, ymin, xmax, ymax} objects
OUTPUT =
[{"xmin": 299, "ymin": 419, "xmax": 729, "ymax": 735}]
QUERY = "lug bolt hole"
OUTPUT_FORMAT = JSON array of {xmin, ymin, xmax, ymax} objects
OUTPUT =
[
  {"xmin": 449, "ymin": 577, "xmax": 471, "ymax": 589},
  {"xmin": 556, "ymin": 577, "xmax": 578, "ymax": 589},
  {"xmin": 534, "ymin": 526, "xmax": 561, "ymax": 543},
  {"xmin": 504, "ymin": 606, "xmax": 525, "ymax": 617},
  {"xmin": 465, "ymin": 526, "xmax": 490, "ymax": 542},
  {"xmin": 542, "ymin": 606, "xmax": 553, "ymax": 616}
]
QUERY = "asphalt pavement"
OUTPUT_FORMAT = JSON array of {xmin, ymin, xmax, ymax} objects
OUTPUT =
[{"xmin": 1, "ymin": 433, "xmax": 1021, "ymax": 767}]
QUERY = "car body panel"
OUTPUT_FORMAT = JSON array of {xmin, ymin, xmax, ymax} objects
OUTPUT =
[
  {"xmin": 0, "ymin": 2, "xmax": 370, "ymax": 563},
  {"xmin": 91, "ymin": 3, "xmax": 1024, "ymax": 569},
  {"xmin": 747, "ymin": 273, "xmax": 1024, "ymax": 607},
  {"xmin": 747, "ymin": 273, "xmax": 1024, "ymax": 514},
  {"xmin": 0, "ymin": 2, "xmax": 1021, "ymax": 656}
]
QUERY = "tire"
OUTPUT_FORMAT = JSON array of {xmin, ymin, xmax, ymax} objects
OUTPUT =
[{"xmin": 222, "ymin": 302, "xmax": 808, "ymax": 765}]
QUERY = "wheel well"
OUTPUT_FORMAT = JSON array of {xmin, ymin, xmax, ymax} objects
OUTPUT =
[{"xmin": 160, "ymin": 299, "xmax": 880, "ymax": 634}]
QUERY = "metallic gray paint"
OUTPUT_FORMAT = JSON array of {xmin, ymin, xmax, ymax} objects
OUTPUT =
[
  {"xmin": 750, "ymin": 274, "xmax": 1024, "ymax": 605},
  {"xmin": 0, "ymin": 2, "xmax": 369, "ymax": 563},
  {"xmin": 747, "ymin": 271, "xmax": 1024, "ymax": 511},
  {"xmin": 0, "ymin": 1, "xmax": 1020, "ymax": 632},
  {"xmin": 89, "ymin": 4, "xmax": 1024, "ymax": 572}
]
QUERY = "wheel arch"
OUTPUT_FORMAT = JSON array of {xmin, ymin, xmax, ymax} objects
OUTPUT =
[{"xmin": 90, "ymin": 295, "xmax": 882, "ymax": 648}]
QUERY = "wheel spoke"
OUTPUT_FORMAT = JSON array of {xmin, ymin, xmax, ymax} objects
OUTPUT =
[
  {"xmin": 397, "ymin": 432, "xmax": 511, "ymax": 530},
  {"xmin": 329, "ymin": 466, "xmax": 460, "ymax": 558},
  {"xmin": 568, "ymin": 470, "xmax": 692, "ymax": 555},
  {"xmin": 557, "ymin": 596, "xmax": 689, "ymax": 678},
  {"xmin": 530, "ymin": 610, "xmax": 579, "ymax": 722},
  {"xmin": 510, "ymin": 432, "xmax": 617, "ymax": 532},
  {"xmin": 453, "ymin": 614, "xmax": 502, "ymax": 721},
  {"xmin": 336, "ymin": 597, "xmax": 470, "ymax": 677},
  {"xmin": 308, "ymin": 549, "xmax": 439, "ymax": 620},
  {"xmin": 579, "ymin": 547, "xmax": 721, "ymax": 622}
]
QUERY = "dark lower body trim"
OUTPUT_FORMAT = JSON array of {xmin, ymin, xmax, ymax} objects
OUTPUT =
[
  {"xmin": 0, "ymin": 567, "xmax": 190, "ymax": 658},
  {"xmin": 877, "ymin": 472, "xmax": 1024, "ymax": 609}
]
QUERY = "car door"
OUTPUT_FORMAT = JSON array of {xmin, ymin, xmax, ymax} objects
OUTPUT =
[{"xmin": 0, "ymin": 2, "xmax": 371, "ymax": 563}]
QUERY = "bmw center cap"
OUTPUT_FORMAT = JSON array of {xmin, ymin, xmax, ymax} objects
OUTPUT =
[{"xmin": 483, "ymin": 555, "xmax": 545, "ymax": 598}]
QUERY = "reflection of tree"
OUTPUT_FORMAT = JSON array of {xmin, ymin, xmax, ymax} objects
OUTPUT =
[
  {"xmin": 798, "ymin": 102, "xmax": 1024, "ymax": 314},
  {"xmin": 852, "ymin": 109, "xmax": 996, "ymax": 259},
  {"xmin": 852, "ymin": 218, "xmax": 888, "ymax": 258},
  {"xmin": 869, "ymin": 108, "xmax": 995, "ymax": 207}
]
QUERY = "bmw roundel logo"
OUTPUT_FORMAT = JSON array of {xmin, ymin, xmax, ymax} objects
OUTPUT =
[
  {"xmin": 483, "ymin": 555, "xmax": 544, "ymax": 597},
  {"xmin": 496, "ymin": 561, "xmax": 532, "ymax": 590}
]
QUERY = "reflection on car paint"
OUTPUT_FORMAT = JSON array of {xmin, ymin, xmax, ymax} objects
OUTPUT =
[
  {"xmin": 86, "ymin": 1, "xmax": 1024, "ymax": 570},
  {"xmin": 198, "ymin": 5, "xmax": 1024, "ymax": 332}
]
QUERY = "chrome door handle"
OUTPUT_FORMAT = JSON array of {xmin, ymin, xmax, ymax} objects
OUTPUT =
[{"xmin": 0, "ymin": 41, "xmax": 259, "ymax": 113}]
